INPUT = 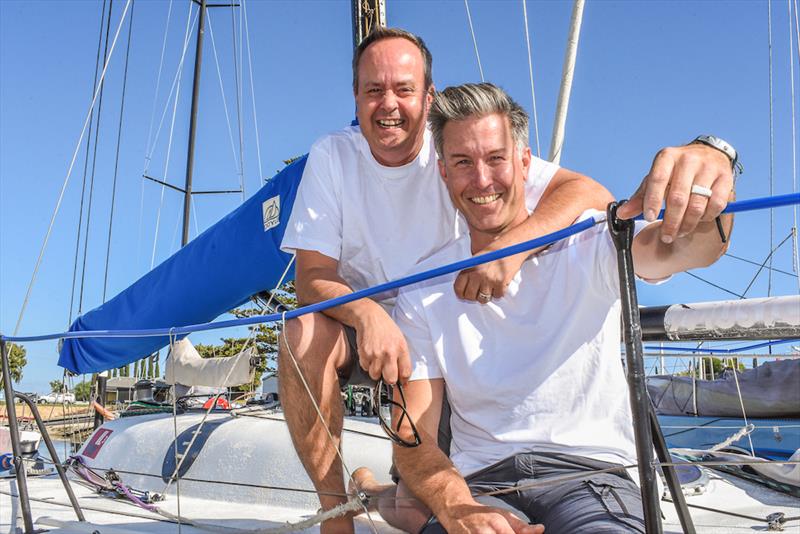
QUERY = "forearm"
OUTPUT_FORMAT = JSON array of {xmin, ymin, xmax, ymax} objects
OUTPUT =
[
  {"xmin": 394, "ymin": 441, "xmax": 475, "ymax": 526},
  {"xmin": 495, "ymin": 170, "xmax": 613, "ymax": 252},
  {"xmin": 295, "ymin": 264, "xmax": 383, "ymax": 330},
  {"xmin": 634, "ymin": 212, "xmax": 733, "ymax": 280}
]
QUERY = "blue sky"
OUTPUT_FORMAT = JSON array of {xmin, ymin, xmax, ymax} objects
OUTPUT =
[{"xmin": 1, "ymin": 0, "xmax": 798, "ymax": 394}]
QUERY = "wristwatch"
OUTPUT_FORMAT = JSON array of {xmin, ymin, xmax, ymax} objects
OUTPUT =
[{"xmin": 692, "ymin": 134, "xmax": 741, "ymax": 173}]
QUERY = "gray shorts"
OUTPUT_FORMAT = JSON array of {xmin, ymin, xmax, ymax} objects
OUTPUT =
[
  {"xmin": 337, "ymin": 325, "xmax": 375, "ymax": 388},
  {"xmin": 420, "ymin": 451, "xmax": 645, "ymax": 534}
]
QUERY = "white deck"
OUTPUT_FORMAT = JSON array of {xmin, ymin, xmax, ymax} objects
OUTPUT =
[{"xmin": 1, "ymin": 409, "xmax": 798, "ymax": 533}]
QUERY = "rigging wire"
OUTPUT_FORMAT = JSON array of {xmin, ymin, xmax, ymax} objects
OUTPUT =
[
  {"xmin": 792, "ymin": 0, "xmax": 800, "ymax": 294},
  {"xmin": 138, "ymin": 0, "xmax": 173, "ymax": 274},
  {"xmin": 79, "ymin": 0, "xmax": 116, "ymax": 315},
  {"xmin": 767, "ymin": 0, "xmax": 775, "ymax": 298},
  {"xmin": 205, "ymin": 11, "xmax": 243, "ymax": 183},
  {"xmin": 242, "ymin": 0, "xmax": 265, "ymax": 184},
  {"xmin": 151, "ymin": 1, "xmax": 196, "ymax": 270},
  {"xmin": 521, "ymin": 0, "xmax": 542, "ymax": 157},
  {"xmin": 724, "ymin": 252, "xmax": 796, "ymax": 277},
  {"xmin": 68, "ymin": 0, "xmax": 109, "ymax": 327},
  {"xmin": 103, "ymin": 0, "xmax": 136, "ymax": 303},
  {"xmin": 683, "ymin": 272, "xmax": 744, "ymax": 299},
  {"xmin": 463, "ymin": 0, "xmax": 485, "ymax": 82},
  {"xmin": 11, "ymin": 0, "xmax": 132, "ymax": 338},
  {"xmin": 739, "ymin": 231, "xmax": 794, "ymax": 298},
  {"xmin": 230, "ymin": 2, "xmax": 246, "ymax": 201}
]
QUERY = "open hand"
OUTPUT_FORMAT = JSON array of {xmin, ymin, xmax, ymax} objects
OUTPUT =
[{"xmin": 616, "ymin": 143, "xmax": 733, "ymax": 243}]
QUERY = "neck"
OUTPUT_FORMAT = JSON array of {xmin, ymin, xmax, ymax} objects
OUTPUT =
[{"xmin": 468, "ymin": 210, "xmax": 528, "ymax": 254}]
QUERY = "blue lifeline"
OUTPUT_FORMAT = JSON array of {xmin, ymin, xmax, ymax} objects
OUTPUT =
[
  {"xmin": 4, "ymin": 190, "xmax": 796, "ymax": 373},
  {"xmin": 57, "ymin": 156, "xmax": 307, "ymax": 374}
]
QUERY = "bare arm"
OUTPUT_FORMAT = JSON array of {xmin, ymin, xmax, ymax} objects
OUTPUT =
[
  {"xmin": 295, "ymin": 249, "xmax": 410, "ymax": 384},
  {"xmin": 393, "ymin": 379, "xmax": 541, "ymax": 533},
  {"xmin": 616, "ymin": 143, "xmax": 734, "ymax": 242},
  {"xmin": 632, "ymin": 194, "xmax": 734, "ymax": 280},
  {"xmin": 458, "ymin": 169, "xmax": 613, "ymax": 301}
]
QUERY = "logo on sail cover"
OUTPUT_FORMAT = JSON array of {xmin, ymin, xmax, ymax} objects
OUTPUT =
[{"xmin": 262, "ymin": 195, "xmax": 280, "ymax": 231}]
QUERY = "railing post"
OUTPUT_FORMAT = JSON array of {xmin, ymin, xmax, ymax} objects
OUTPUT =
[
  {"xmin": 1, "ymin": 339, "xmax": 35, "ymax": 533},
  {"xmin": 606, "ymin": 203, "xmax": 663, "ymax": 534}
]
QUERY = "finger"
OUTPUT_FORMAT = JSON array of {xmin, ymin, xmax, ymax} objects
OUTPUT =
[
  {"xmin": 463, "ymin": 275, "xmax": 482, "ymax": 302},
  {"xmin": 616, "ymin": 182, "xmax": 645, "ymax": 220},
  {"xmin": 501, "ymin": 512, "xmax": 539, "ymax": 534},
  {"xmin": 677, "ymin": 175, "xmax": 714, "ymax": 237},
  {"xmin": 368, "ymin": 356, "xmax": 383, "ymax": 381},
  {"xmin": 397, "ymin": 351, "xmax": 412, "ymax": 384},
  {"xmin": 700, "ymin": 172, "xmax": 734, "ymax": 222},
  {"xmin": 642, "ymin": 148, "xmax": 676, "ymax": 222},
  {"xmin": 381, "ymin": 351, "xmax": 399, "ymax": 385},
  {"xmin": 660, "ymin": 153, "xmax": 699, "ymax": 243},
  {"xmin": 454, "ymin": 270, "xmax": 470, "ymax": 300}
]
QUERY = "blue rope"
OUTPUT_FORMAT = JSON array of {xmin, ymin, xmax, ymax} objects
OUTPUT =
[
  {"xmin": 644, "ymin": 338, "xmax": 797, "ymax": 354},
  {"xmin": 3, "ymin": 192, "xmax": 799, "ymax": 343}
]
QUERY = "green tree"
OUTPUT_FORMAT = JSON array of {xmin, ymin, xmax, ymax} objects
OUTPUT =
[
  {"xmin": 6, "ymin": 343, "xmax": 27, "ymax": 383},
  {"xmin": 49, "ymin": 379, "xmax": 65, "ymax": 393},
  {"xmin": 193, "ymin": 282, "xmax": 295, "ymax": 393},
  {"xmin": 74, "ymin": 380, "xmax": 92, "ymax": 402}
]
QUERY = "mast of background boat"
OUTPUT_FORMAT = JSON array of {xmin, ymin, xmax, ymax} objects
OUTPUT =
[
  {"xmin": 352, "ymin": 0, "xmax": 386, "ymax": 48},
  {"xmin": 548, "ymin": 0, "xmax": 584, "ymax": 164},
  {"xmin": 181, "ymin": 0, "xmax": 207, "ymax": 246}
]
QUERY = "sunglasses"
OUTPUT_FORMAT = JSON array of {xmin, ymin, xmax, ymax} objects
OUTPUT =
[{"xmin": 372, "ymin": 379, "xmax": 422, "ymax": 448}]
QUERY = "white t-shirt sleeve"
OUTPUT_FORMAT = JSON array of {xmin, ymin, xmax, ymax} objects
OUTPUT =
[
  {"xmin": 280, "ymin": 138, "xmax": 343, "ymax": 260},
  {"xmin": 393, "ymin": 289, "xmax": 442, "ymax": 381},
  {"xmin": 524, "ymin": 156, "xmax": 560, "ymax": 212}
]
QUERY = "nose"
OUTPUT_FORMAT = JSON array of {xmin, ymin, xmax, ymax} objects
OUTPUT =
[
  {"xmin": 473, "ymin": 161, "xmax": 492, "ymax": 189},
  {"xmin": 380, "ymin": 90, "xmax": 398, "ymax": 112}
]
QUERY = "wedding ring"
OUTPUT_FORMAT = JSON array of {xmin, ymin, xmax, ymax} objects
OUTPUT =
[
  {"xmin": 477, "ymin": 291, "xmax": 492, "ymax": 302},
  {"xmin": 690, "ymin": 184, "xmax": 713, "ymax": 198}
]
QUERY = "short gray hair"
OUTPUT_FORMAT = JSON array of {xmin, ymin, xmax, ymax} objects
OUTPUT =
[{"xmin": 429, "ymin": 83, "xmax": 529, "ymax": 158}]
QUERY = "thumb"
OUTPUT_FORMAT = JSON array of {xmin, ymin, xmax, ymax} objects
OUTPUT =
[
  {"xmin": 615, "ymin": 193, "xmax": 643, "ymax": 220},
  {"xmin": 506, "ymin": 513, "xmax": 544, "ymax": 534}
]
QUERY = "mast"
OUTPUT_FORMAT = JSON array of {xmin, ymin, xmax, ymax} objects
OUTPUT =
[
  {"xmin": 352, "ymin": 0, "xmax": 386, "ymax": 47},
  {"xmin": 548, "ymin": 0, "xmax": 585, "ymax": 164},
  {"xmin": 182, "ymin": 0, "xmax": 207, "ymax": 247}
]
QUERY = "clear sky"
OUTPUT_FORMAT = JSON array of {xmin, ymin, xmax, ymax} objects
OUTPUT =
[{"xmin": 1, "ymin": 0, "xmax": 798, "ymax": 394}]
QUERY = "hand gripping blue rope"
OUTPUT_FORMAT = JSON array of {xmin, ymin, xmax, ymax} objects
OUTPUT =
[{"xmin": 3, "ymin": 192, "xmax": 799, "ymax": 343}]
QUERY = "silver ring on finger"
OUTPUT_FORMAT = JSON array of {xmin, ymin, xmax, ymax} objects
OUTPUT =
[
  {"xmin": 690, "ymin": 184, "xmax": 713, "ymax": 198},
  {"xmin": 477, "ymin": 291, "xmax": 492, "ymax": 302}
]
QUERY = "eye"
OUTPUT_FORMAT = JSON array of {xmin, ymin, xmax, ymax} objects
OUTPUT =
[
  {"xmin": 398, "ymin": 86, "xmax": 415, "ymax": 95},
  {"xmin": 454, "ymin": 159, "xmax": 471, "ymax": 168}
]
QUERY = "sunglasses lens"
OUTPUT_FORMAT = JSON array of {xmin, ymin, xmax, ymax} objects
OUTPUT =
[{"xmin": 373, "ymin": 380, "xmax": 421, "ymax": 448}]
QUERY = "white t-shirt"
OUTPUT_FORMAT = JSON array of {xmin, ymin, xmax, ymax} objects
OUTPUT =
[
  {"xmin": 282, "ymin": 125, "xmax": 559, "ymax": 311},
  {"xmin": 394, "ymin": 210, "xmax": 649, "ymax": 476}
]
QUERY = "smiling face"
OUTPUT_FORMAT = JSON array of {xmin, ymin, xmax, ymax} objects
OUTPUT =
[
  {"xmin": 354, "ymin": 37, "xmax": 433, "ymax": 167},
  {"xmin": 438, "ymin": 113, "xmax": 531, "ymax": 250}
]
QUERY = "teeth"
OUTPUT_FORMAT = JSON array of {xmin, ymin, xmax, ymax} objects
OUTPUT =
[
  {"xmin": 377, "ymin": 119, "xmax": 403, "ymax": 127},
  {"xmin": 471, "ymin": 194, "xmax": 500, "ymax": 205}
]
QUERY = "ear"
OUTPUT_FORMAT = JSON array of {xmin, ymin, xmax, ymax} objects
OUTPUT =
[
  {"xmin": 521, "ymin": 146, "xmax": 532, "ymax": 181},
  {"xmin": 437, "ymin": 159, "xmax": 448, "ymax": 182},
  {"xmin": 426, "ymin": 84, "xmax": 435, "ymax": 106}
]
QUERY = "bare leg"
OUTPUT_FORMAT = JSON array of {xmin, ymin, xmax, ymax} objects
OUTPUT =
[
  {"xmin": 279, "ymin": 313, "xmax": 354, "ymax": 534},
  {"xmin": 350, "ymin": 467, "xmax": 432, "ymax": 533}
]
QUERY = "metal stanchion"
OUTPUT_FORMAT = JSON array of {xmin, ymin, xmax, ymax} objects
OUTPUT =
[{"xmin": 1, "ymin": 339, "xmax": 35, "ymax": 533}]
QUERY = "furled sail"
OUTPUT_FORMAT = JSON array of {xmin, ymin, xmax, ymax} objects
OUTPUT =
[{"xmin": 58, "ymin": 156, "xmax": 307, "ymax": 374}]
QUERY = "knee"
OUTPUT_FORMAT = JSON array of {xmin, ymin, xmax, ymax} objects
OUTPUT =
[{"xmin": 278, "ymin": 313, "xmax": 344, "ymax": 370}]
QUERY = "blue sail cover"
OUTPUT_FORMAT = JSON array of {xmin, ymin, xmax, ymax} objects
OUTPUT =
[{"xmin": 58, "ymin": 156, "xmax": 307, "ymax": 374}]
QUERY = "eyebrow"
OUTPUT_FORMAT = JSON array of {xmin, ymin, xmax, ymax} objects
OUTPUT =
[{"xmin": 446, "ymin": 147, "xmax": 506, "ymax": 159}]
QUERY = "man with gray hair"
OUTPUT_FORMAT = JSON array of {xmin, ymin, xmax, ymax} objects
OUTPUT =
[{"xmin": 353, "ymin": 82, "xmax": 734, "ymax": 533}]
